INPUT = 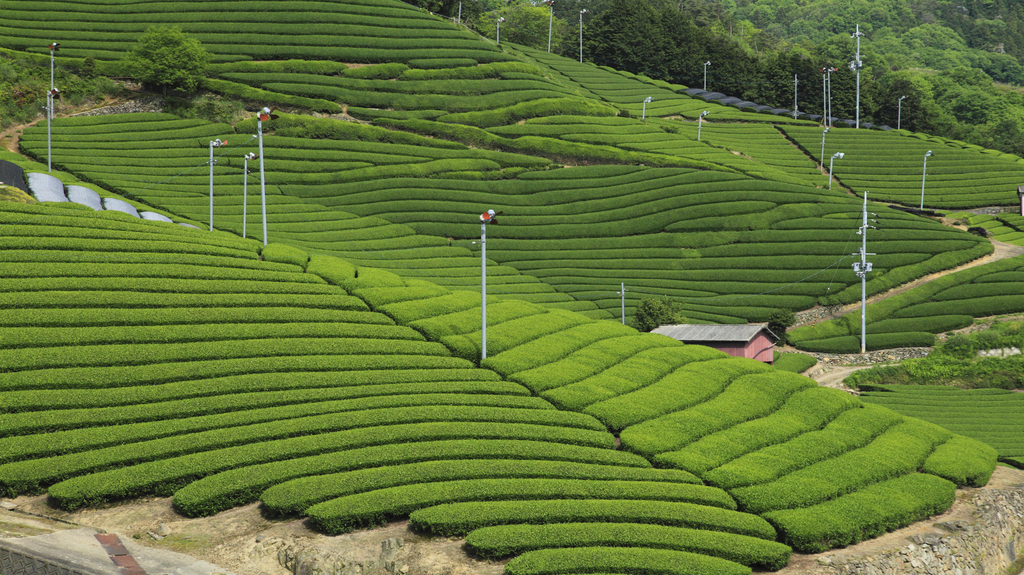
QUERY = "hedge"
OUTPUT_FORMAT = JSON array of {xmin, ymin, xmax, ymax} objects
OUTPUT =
[
  {"xmin": 0, "ymin": 381, "xmax": 533, "ymax": 435},
  {"xmin": 729, "ymin": 418, "xmax": 951, "ymax": 514},
  {"xmin": 0, "ymin": 354, "xmax": 475, "ymax": 393},
  {"xmin": 772, "ymin": 353, "xmax": 817, "ymax": 373},
  {"xmin": 510, "ymin": 335, "xmax": 683, "ymax": 395},
  {"xmin": 703, "ymin": 405, "xmax": 904, "ymax": 490},
  {"xmin": 540, "ymin": 345, "xmax": 727, "ymax": 410},
  {"xmin": 173, "ymin": 439, "xmax": 651, "ymax": 517},
  {"xmin": 621, "ymin": 371, "xmax": 818, "ymax": 457},
  {"xmin": 42, "ymin": 420, "xmax": 614, "ymax": 509},
  {"xmin": 466, "ymin": 523, "xmax": 791, "ymax": 570},
  {"xmin": 409, "ymin": 499, "xmax": 777, "ymax": 539},
  {"xmin": 795, "ymin": 332, "xmax": 935, "ymax": 354},
  {"xmin": 584, "ymin": 358, "xmax": 771, "ymax": 432},
  {"xmin": 2, "ymin": 321, "xmax": 422, "ymax": 351},
  {"xmin": 261, "ymin": 460, "xmax": 698, "ymax": 517},
  {"xmin": 922, "ymin": 435, "xmax": 998, "ymax": 487},
  {"xmin": 764, "ymin": 473, "xmax": 956, "ymax": 553},
  {"xmin": 306, "ymin": 478, "xmax": 734, "ymax": 533},
  {"xmin": 7, "ymin": 405, "xmax": 610, "ymax": 499},
  {"xmin": 484, "ymin": 322, "xmax": 640, "ymax": 376},
  {"xmin": 0, "ymin": 337, "xmax": 450, "ymax": 373},
  {"xmin": 441, "ymin": 309, "xmax": 594, "ymax": 361},
  {"xmin": 503, "ymin": 547, "xmax": 752, "ymax": 575},
  {"xmin": 653, "ymin": 387, "xmax": 860, "ymax": 474},
  {"xmin": 436, "ymin": 98, "xmax": 618, "ymax": 128}
]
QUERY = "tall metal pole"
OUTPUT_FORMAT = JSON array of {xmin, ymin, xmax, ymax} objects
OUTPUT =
[
  {"xmin": 547, "ymin": 0, "xmax": 554, "ymax": 53},
  {"xmin": 496, "ymin": 18, "xmax": 504, "ymax": 44},
  {"xmin": 820, "ymin": 127, "xmax": 828, "ymax": 175},
  {"xmin": 579, "ymin": 10, "xmax": 586, "ymax": 63},
  {"xmin": 259, "ymin": 120, "xmax": 268, "ymax": 246},
  {"xmin": 852, "ymin": 24, "xmax": 864, "ymax": 128},
  {"xmin": 827, "ymin": 68, "xmax": 833, "ymax": 127},
  {"xmin": 481, "ymin": 218, "xmax": 488, "ymax": 360},
  {"xmin": 48, "ymin": 44, "xmax": 56, "ymax": 173},
  {"xmin": 792, "ymin": 74, "xmax": 798, "ymax": 118},
  {"xmin": 898, "ymin": 95, "xmax": 907, "ymax": 130},
  {"xmin": 821, "ymin": 69, "xmax": 827, "ymax": 125},
  {"xmin": 458, "ymin": 1, "xmax": 461, "ymax": 23},
  {"xmin": 642, "ymin": 96, "xmax": 652, "ymax": 121},
  {"xmin": 209, "ymin": 140, "xmax": 216, "ymax": 231},
  {"xmin": 697, "ymin": 110, "xmax": 708, "ymax": 141},
  {"xmin": 243, "ymin": 155, "xmax": 248, "ymax": 239},
  {"xmin": 47, "ymin": 93, "xmax": 52, "ymax": 173},
  {"xmin": 620, "ymin": 282, "xmax": 626, "ymax": 325},
  {"xmin": 703, "ymin": 61, "xmax": 710, "ymax": 91},
  {"xmin": 853, "ymin": 192, "xmax": 875, "ymax": 355},
  {"xmin": 920, "ymin": 150, "xmax": 932, "ymax": 210}
]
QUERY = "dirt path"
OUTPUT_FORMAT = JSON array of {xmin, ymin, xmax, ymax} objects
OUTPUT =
[
  {"xmin": 0, "ymin": 94, "xmax": 133, "ymax": 155},
  {"xmin": 801, "ymin": 238, "xmax": 1024, "ymax": 329}
]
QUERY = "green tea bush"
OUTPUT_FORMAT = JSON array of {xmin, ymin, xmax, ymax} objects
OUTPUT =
[
  {"xmin": 540, "ymin": 346, "xmax": 724, "ymax": 409},
  {"xmin": 41, "ymin": 419, "xmax": 614, "ymax": 508},
  {"xmin": 262, "ymin": 460, "xmax": 698, "ymax": 516},
  {"xmin": 510, "ymin": 335, "xmax": 682, "ymax": 395},
  {"xmin": 503, "ymin": 547, "xmax": 751, "ymax": 575},
  {"xmin": 764, "ymin": 473, "xmax": 956, "ymax": 553},
  {"xmin": 409, "ymin": 499, "xmax": 775, "ymax": 539},
  {"xmin": 796, "ymin": 332, "xmax": 935, "ymax": 353},
  {"xmin": 621, "ymin": 372, "xmax": 817, "ymax": 456},
  {"xmin": 484, "ymin": 322, "xmax": 639, "ymax": 375},
  {"xmin": 704, "ymin": 405, "xmax": 904, "ymax": 490},
  {"xmin": 466, "ymin": 523, "xmax": 791, "ymax": 570},
  {"xmin": 772, "ymin": 353, "xmax": 817, "ymax": 373},
  {"xmin": 174, "ymin": 439, "xmax": 650, "ymax": 517},
  {"xmin": 260, "ymin": 243, "xmax": 309, "ymax": 269},
  {"xmin": 407, "ymin": 58, "xmax": 478, "ymax": 69},
  {"xmin": 307, "ymin": 479, "xmax": 733, "ymax": 533},
  {"xmin": 922, "ymin": 435, "xmax": 997, "ymax": 487},
  {"xmin": 730, "ymin": 418, "xmax": 951, "ymax": 514},
  {"xmin": 584, "ymin": 358, "xmax": 771, "ymax": 431},
  {"xmin": 653, "ymin": 387, "xmax": 860, "ymax": 474}
]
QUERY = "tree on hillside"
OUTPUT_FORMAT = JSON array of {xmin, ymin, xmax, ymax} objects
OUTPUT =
[
  {"xmin": 122, "ymin": 26, "xmax": 211, "ymax": 95},
  {"xmin": 632, "ymin": 297, "xmax": 684, "ymax": 332}
]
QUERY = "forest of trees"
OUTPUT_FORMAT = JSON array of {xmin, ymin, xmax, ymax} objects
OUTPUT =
[{"xmin": 421, "ymin": 0, "xmax": 1024, "ymax": 156}]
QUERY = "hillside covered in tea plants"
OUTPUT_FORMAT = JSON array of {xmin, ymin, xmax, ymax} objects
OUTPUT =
[{"xmin": 0, "ymin": 0, "xmax": 1021, "ymax": 572}]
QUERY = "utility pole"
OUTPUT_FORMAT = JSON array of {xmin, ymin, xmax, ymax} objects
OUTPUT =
[
  {"xmin": 546, "ymin": 0, "xmax": 554, "ymax": 53},
  {"xmin": 480, "ymin": 209, "xmax": 501, "ymax": 360},
  {"xmin": 792, "ymin": 74, "xmax": 798, "ymax": 119},
  {"xmin": 851, "ymin": 24, "xmax": 865, "ymax": 128},
  {"xmin": 853, "ymin": 192, "xmax": 876, "ymax": 355},
  {"xmin": 618, "ymin": 282, "xmax": 627, "ymax": 325}
]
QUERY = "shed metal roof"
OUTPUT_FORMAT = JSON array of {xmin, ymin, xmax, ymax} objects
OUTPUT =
[{"xmin": 652, "ymin": 323, "xmax": 774, "ymax": 343}]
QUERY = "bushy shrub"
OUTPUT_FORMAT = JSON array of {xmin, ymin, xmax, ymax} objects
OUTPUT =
[
  {"xmin": 466, "ymin": 523, "xmax": 791, "ymax": 570},
  {"xmin": 503, "ymin": 547, "xmax": 751, "ymax": 575},
  {"xmin": 409, "ymin": 499, "xmax": 776, "ymax": 539},
  {"xmin": 764, "ymin": 473, "xmax": 956, "ymax": 553}
]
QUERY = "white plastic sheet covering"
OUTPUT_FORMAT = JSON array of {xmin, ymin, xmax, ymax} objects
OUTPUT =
[
  {"xmin": 102, "ymin": 198, "xmax": 140, "ymax": 218},
  {"xmin": 26, "ymin": 172, "xmax": 68, "ymax": 203},
  {"xmin": 140, "ymin": 211, "xmax": 173, "ymax": 223},
  {"xmin": 66, "ymin": 185, "xmax": 103, "ymax": 211}
]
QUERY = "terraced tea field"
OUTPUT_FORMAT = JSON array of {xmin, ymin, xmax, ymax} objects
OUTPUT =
[
  {"xmin": 0, "ymin": 198, "xmax": 999, "ymax": 573},
  {"xmin": 3, "ymin": 0, "xmax": 1022, "ymax": 571},
  {"xmin": 859, "ymin": 386, "xmax": 1024, "ymax": 469}
]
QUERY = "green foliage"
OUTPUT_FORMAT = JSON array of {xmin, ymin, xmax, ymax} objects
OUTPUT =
[
  {"xmin": 262, "ymin": 460, "xmax": 697, "ymax": 517},
  {"xmin": 409, "ymin": 499, "xmax": 777, "ymax": 539},
  {"xmin": 306, "ymin": 479, "xmax": 734, "ymax": 534},
  {"xmin": 466, "ymin": 523, "xmax": 791, "ymax": 570},
  {"xmin": 503, "ymin": 547, "xmax": 752, "ymax": 575},
  {"xmin": 764, "ymin": 473, "xmax": 957, "ymax": 554},
  {"xmin": 631, "ymin": 297, "xmax": 684, "ymax": 332},
  {"xmin": 730, "ymin": 418, "xmax": 951, "ymax": 514},
  {"xmin": 121, "ymin": 26, "xmax": 211, "ymax": 94},
  {"xmin": 923, "ymin": 435, "xmax": 998, "ymax": 487},
  {"xmin": 772, "ymin": 353, "xmax": 817, "ymax": 373},
  {"xmin": 260, "ymin": 243, "xmax": 308, "ymax": 270},
  {"xmin": 171, "ymin": 440, "xmax": 647, "ymax": 517},
  {"xmin": 767, "ymin": 309, "xmax": 795, "ymax": 345}
]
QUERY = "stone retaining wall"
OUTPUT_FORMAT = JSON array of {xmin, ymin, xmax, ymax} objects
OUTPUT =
[
  {"xmin": 813, "ymin": 484, "xmax": 1024, "ymax": 575},
  {"xmin": 70, "ymin": 98, "xmax": 164, "ymax": 117}
]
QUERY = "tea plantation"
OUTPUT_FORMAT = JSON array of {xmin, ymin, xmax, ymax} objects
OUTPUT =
[{"xmin": 2, "ymin": 0, "xmax": 1021, "ymax": 572}]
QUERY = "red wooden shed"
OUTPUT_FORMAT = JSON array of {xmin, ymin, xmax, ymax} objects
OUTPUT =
[{"xmin": 652, "ymin": 323, "xmax": 778, "ymax": 363}]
